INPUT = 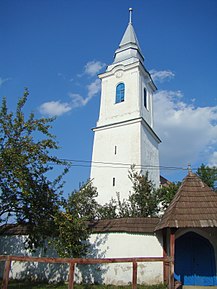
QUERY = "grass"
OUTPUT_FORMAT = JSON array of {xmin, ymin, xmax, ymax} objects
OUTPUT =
[{"xmin": 0, "ymin": 280, "xmax": 167, "ymax": 289}]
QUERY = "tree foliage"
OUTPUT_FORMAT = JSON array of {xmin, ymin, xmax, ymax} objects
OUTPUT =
[
  {"xmin": 67, "ymin": 180, "xmax": 99, "ymax": 221},
  {"xmin": 0, "ymin": 89, "xmax": 69, "ymax": 250},
  {"xmin": 97, "ymin": 198, "xmax": 118, "ymax": 219},
  {"xmin": 51, "ymin": 210, "xmax": 90, "ymax": 258},
  {"xmin": 127, "ymin": 168, "xmax": 160, "ymax": 217},
  {"xmin": 157, "ymin": 182, "xmax": 181, "ymax": 211},
  {"xmin": 196, "ymin": 163, "xmax": 217, "ymax": 190},
  {"xmin": 52, "ymin": 181, "xmax": 99, "ymax": 257},
  {"xmin": 98, "ymin": 167, "xmax": 162, "ymax": 218}
]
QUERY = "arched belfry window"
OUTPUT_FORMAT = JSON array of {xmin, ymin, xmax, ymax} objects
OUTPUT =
[
  {"xmin": 144, "ymin": 88, "xmax": 147, "ymax": 109},
  {"xmin": 116, "ymin": 83, "xmax": 125, "ymax": 103}
]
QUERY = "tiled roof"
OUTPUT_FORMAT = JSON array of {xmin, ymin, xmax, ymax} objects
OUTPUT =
[
  {"xmin": 90, "ymin": 217, "xmax": 159, "ymax": 234},
  {"xmin": 0, "ymin": 224, "xmax": 29, "ymax": 235},
  {"xmin": 155, "ymin": 172, "xmax": 217, "ymax": 230},
  {"xmin": 160, "ymin": 175, "xmax": 171, "ymax": 186},
  {"xmin": 1, "ymin": 218, "xmax": 160, "ymax": 236}
]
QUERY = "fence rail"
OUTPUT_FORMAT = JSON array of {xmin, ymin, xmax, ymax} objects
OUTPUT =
[{"xmin": 0, "ymin": 255, "xmax": 174, "ymax": 289}]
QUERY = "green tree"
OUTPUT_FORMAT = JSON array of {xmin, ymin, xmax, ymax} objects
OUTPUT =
[
  {"xmin": 52, "ymin": 180, "xmax": 99, "ymax": 257},
  {"xmin": 127, "ymin": 167, "xmax": 160, "ymax": 217},
  {"xmin": 51, "ymin": 210, "xmax": 90, "ymax": 258},
  {"xmin": 98, "ymin": 167, "xmax": 163, "ymax": 218},
  {"xmin": 0, "ymin": 89, "xmax": 69, "ymax": 250},
  {"xmin": 97, "ymin": 198, "xmax": 118, "ymax": 219},
  {"xmin": 67, "ymin": 180, "xmax": 99, "ymax": 221},
  {"xmin": 157, "ymin": 182, "xmax": 181, "ymax": 211},
  {"xmin": 196, "ymin": 163, "xmax": 217, "ymax": 190}
]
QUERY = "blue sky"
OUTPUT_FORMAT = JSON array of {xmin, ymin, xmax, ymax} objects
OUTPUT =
[{"xmin": 1, "ymin": 0, "xmax": 217, "ymax": 196}]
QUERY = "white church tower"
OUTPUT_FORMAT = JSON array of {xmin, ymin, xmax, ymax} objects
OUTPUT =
[{"xmin": 90, "ymin": 9, "xmax": 161, "ymax": 204}]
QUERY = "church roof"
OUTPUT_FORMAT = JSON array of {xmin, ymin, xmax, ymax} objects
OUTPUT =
[
  {"xmin": 155, "ymin": 172, "xmax": 217, "ymax": 230},
  {"xmin": 90, "ymin": 217, "xmax": 159, "ymax": 234}
]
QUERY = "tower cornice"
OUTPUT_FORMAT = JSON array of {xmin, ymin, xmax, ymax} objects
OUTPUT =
[
  {"xmin": 99, "ymin": 59, "xmax": 157, "ymax": 92},
  {"xmin": 92, "ymin": 117, "xmax": 161, "ymax": 144}
]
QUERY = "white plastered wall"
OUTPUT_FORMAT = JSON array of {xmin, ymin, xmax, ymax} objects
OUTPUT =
[
  {"xmin": 141, "ymin": 123, "xmax": 160, "ymax": 188},
  {"xmin": 90, "ymin": 59, "xmax": 160, "ymax": 204},
  {"xmin": 0, "ymin": 232, "xmax": 164, "ymax": 285},
  {"xmin": 90, "ymin": 120, "xmax": 141, "ymax": 204},
  {"xmin": 84, "ymin": 232, "xmax": 164, "ymax": 285}
]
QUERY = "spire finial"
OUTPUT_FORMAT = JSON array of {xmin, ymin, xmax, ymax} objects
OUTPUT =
[
  {"xmin": 129, "ymin": 8, "xmax": 133, "ymax": 24},
  {"xmin": 188, "ymin": 163, "xmax": 192, "ymax": 173}
]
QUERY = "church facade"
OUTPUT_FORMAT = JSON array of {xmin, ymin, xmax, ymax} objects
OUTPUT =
[{"xmin": 90, "ymin": 8, "xmax": 161, "ymax": 204}]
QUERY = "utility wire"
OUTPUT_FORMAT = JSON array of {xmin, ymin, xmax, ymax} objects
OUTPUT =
[{"xmin": 57, "ymin": 158, "xmax": 196, "ymax": 171}]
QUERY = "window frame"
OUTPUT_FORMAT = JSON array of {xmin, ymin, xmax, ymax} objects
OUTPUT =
[{"xmin": 115, "ymin": 83, "xmax": 125, "ymax": 103}]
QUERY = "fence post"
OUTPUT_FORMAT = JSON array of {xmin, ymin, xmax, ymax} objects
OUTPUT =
[
  {"xmin": 2, "ymin": 258, "xmax": 11, "ymax": 289},
  {"xmin": 132, "ymin": 261, "xmax": 137, "ymax": 289},
  {"xmin": 169, "ymin": 259, "xmax": 175, "ymax": 289},
  {"xmin": 68, "ymin": 262, "xmax": 75, "ymax": 289}
]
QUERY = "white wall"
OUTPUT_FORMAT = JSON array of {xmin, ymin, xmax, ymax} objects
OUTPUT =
[
  {"xmin": 86, "ymin": 232, "xmax": 163, "ymax": 285},
  {"xmin": 0, "ymin": 235, "xmax": 68, "ymax": 282},
  {"xmin": 91, "ymin": 119, "xmax": 141, "ymax": 204},
  {"xmin": 90, "ymin": 118, "xmax": 160, "ymax": 204},
  {"xmin": 141, "ymin": 123, "xmax": 160, "ymax": 188},
  {"xmin": 0, "ymin": 232, "xmax": 164, "ymax": 285},
  {"xmin": 90, "ymin": 59, "xmax": 160, "ymax": 205}
]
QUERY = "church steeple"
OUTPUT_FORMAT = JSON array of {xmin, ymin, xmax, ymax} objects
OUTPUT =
[
  {"xmin": 113, "ymin": 8, "xmax": 144, "ymax": 64},
  {"xmin": 90, "ymin": 8, "xmax": 160, "ymax": 204}
]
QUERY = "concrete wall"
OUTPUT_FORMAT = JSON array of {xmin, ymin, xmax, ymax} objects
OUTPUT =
[{"xmin": 0, "ymin": 231, "xmax": 164, "ymax": 285}]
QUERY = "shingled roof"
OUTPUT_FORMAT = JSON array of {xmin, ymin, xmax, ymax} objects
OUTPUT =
[
  {"xmin": 0, "ymin": 224, "xmax": 29, "ymax": 235},
  {"xmin": 1, "ymin": 218, "xmax": 159, "ymax": 236},
  {"xmin": 155, "ymin": 172, "xmax": 217, "ymax": 230},
  {"xmin": 90, "ymin": 217, "xmax": 159, "ymax": 234}
]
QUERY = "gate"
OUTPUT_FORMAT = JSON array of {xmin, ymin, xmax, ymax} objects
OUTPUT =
[{"xmin": 175, "ymin": 232, "xmax": 217, "ymax": 286}]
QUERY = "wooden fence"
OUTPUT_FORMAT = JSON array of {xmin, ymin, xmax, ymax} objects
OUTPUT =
[{"xmin": 0, "ymin": 255, "xmax": 174, "ymax": 289}]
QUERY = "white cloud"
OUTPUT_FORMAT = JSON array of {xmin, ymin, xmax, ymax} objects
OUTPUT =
[
  {"xmin": 150, "ymin": 69, "xmax": 175, "ymax": 83},
  {"xmin": 68, "ymin": 93, "xmax": 87, "ymax": 108},
  {"xmin": 83, "ymin": 60, "xmax": 106, "ymax": 77},
  {"xmin": 87, "ymin": 79, "xmax": 101, "ymax": 97},
  {"xmin": 154, "ymin": 90, "xmax": 217, "ymax": 168},
  {"xmin": 39, "ymin": 101, "xmax": 72, "ymax": 117},
  {"xmin": 0, "ymin": 77, "xmax": 10, "ymax": 87},
  {"xmin": 208, "ymin": 151, "xmax": 217, "ymax": 167},
  {"xmin": 69, "ymin": 79, "xmax": 101, "ymax": 108},
  {"xmin": 40, "ymin": 78, "xmax": 101, "ymax": 117}
]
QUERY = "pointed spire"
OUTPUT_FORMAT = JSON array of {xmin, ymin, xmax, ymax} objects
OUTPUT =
[
  {"xmin": 113, "ymin": 8, "xmax": 144, "ymax": 64},
  {"xmin": 119, "ymin": 21, "xmax": 141, "ymax": 49},
  {"xmin": 119, "ymin": 8, "xmax": 141, "ymax": 50}
]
